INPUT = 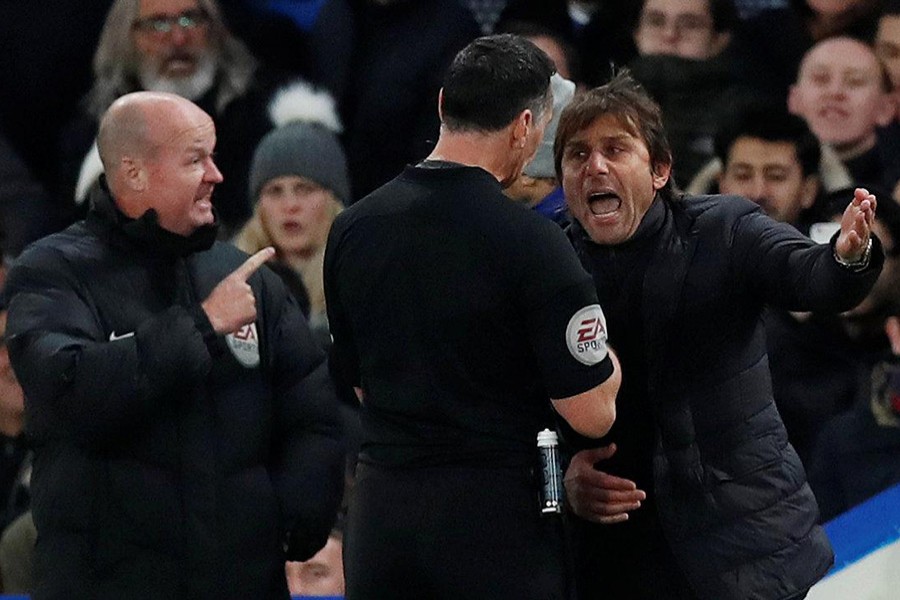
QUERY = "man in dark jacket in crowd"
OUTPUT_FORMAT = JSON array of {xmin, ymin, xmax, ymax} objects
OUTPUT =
[
  {"xmin": 4, "ymin": 91, "xmax": 345, "ymax": 600},
  {"xmin": 558, "ymin": 70, "xmax": 882, "ymax": 600},
  {"xmin": 629, "ymin": 0, "xmax": 763, "ymax": 187}
]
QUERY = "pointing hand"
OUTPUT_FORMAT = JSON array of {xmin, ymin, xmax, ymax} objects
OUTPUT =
[{"xmin": 202, "ymin": 247, "xmax": 274, "ymax": 334}]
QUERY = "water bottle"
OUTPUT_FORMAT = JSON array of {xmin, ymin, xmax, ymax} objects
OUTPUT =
[{"xmin": 537, "ymin": 429, "xmax": 564, "ymax": 514}]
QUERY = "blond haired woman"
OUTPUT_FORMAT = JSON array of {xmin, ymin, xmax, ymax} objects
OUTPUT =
[{"xmin": 234, "ymin": 83, "xmax": 349, "ymax": 343}]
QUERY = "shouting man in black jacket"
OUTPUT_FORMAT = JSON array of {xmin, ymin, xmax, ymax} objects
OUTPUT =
[
  {"xmin": 557, "ymin": 71, "xmax": 882, "ymax": 600},
  {"xmin": 4, "ymin": 91, "xmax": 345, "ymax": 599}
]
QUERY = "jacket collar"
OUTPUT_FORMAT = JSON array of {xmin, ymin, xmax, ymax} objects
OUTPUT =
[{"xmin": 86, "ymin": 177, "xmax": 218, "ymax": 260}]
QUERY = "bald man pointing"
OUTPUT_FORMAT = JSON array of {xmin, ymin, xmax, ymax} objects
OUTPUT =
[{"xmin": 4, "ymin": 92, "xmax": 345, "ymax": 599}]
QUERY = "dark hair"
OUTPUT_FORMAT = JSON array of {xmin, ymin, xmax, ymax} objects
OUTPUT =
[
  {"xmin": 884, "ymin": 0, "xmax": 900, "ymax": 17},
  {"xmin": 714, "ymin": 103, "xmax": 821, "ymax": 177},
  {"xmin": 441, "ymin": 34, "xmax": 555, "ymax": 133},
  {"xmin": 497, "ymin": 20, "xmax": 582, "ymax": 83},
  {"xmin": 635, "ymin": 0, "xmax": 738, "ymax": 32},
  {"xmin": 554, "ymin": 68, "xmax": 673, "ymax": 196}
]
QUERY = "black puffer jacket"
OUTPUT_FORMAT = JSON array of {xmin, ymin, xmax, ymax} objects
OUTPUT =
[
  {"xmin": 570, "ymin": 195, "xmax": 882, "ymax": 599},
  {"xmin": 5, "ymin": 188, "xmax": 345, "ymax": 599}
]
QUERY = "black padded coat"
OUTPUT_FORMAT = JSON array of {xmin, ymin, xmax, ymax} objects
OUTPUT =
[
  {"xmin": 569, "ymin": 195, "xmax": 883, "ymax": 599},
  {"xmin": 5, "ymin": 188, "xmax": 345, "ymax": 599}
]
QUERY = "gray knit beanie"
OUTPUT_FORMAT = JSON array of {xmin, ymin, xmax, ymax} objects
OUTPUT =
[
  {"xmin": 249, "ymin": 122, "xmax": 351, "ymax": 204},
  {"xmin": 523, "ymin": 73, "xmax": 576, "ymax": 179},
  {"xmin": 249, "ymin": 81, "xmax": 351, "ymax": 204}
]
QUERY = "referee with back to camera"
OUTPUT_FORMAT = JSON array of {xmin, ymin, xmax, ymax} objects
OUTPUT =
[{"xmin": 324, "ymin": 33, "xmax": 622, "ymax": 600}]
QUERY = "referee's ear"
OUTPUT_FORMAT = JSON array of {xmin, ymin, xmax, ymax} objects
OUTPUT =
[{"xmin": 510, "ymin": 108, "xmax": 533, "ymax": 150}]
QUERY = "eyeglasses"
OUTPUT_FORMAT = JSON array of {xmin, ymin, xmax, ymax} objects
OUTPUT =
[
  {"xmin": 132, "ymin": 9, "xmax": 209, "ymax": 36},
  {"xmin": 639, "ymin": 11, "xmax": 713, "ymax": 37}
]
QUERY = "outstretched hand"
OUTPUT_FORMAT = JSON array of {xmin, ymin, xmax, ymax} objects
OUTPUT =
[
  {"xmin": 202, "ymin": 247, "xmax": 274, "ymax": 334},
  {"xmin": 564, "ymin": 444, "xmax": 646, "ymax": 524},
  {"xmin": 835, "ymin": 188, "xmax": 877, "ymax": 262}
]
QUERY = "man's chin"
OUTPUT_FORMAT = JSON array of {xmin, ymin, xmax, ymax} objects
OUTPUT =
[
  {"xmin": 189, "ymin": 205, "xmax": 215, "ymax": 227},
  {"xmin": 139, "ymin": 60, "xmax": 216, "ymax": 101}
]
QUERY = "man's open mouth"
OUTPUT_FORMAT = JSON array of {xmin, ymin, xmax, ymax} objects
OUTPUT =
[{"xmin": 588, "ymin": 192, "xmax": 621, "ymax": 216}]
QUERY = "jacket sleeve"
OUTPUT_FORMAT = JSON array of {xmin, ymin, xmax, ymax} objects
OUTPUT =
[
  {"xmin": 731, "ymin": 209, "xmax": 884, "ymax": 312},
  {"xmin": 5, "ymin": 253, "xmax": 212, "ymax": 449},
  {"xmin": 266, "ymin": 280, "xmax": 345, "ymax": 562}
]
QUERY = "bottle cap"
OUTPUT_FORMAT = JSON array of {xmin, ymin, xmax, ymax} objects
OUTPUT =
[{"xmin": 536, "ymin": 428, "xmax": 558, "ymax": 447}]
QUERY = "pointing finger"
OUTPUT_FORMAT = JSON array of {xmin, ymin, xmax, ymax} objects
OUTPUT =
[{"xmin": 234, "ymin": 247, "xmax": 275, "ymax": 281}]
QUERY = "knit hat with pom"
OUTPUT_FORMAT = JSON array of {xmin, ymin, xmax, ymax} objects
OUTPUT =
[
  {"xmin": 248, "ymin": 81, "xmax": 351, "ymax": 204},
  {"xmin": 523, "ymin": 73, "xmax": 576, "ymax": 179}
]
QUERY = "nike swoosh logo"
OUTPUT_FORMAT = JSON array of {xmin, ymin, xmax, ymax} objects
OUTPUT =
[{"xmin": 109, "ymin": 331, "xmax": 135, "ymax": 342}]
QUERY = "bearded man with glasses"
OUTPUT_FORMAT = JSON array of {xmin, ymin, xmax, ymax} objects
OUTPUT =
[{"xmin": 56, "ymin": 0, "xmax": 318, "ymax": 237}]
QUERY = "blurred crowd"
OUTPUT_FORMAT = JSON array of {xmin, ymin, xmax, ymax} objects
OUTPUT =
[{"xmin": 1, "ymin": 0, "xmax": 900, "ymax": 596}]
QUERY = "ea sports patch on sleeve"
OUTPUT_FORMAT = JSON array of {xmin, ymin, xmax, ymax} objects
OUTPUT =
[{"xmin": 565, "ymin": 304, "xmax": 609, "ymax": 366}]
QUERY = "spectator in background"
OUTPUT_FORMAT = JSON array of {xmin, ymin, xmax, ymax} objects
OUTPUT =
[
  {"xmin": 873, "ymin": 2, "xmax": 900, "ymax": 195},
  {"xmin": 788, "ymin": 36, "xmax": 899, "ymax": 194},
  {"xmin": 58, "ymin": 0, "xmax": 311, "ymax": 235},
  {"xmin": 875, "ymin": 1, "xmax": 900, "ymax": 95},
  {"xmin": 504, "ymin": 73, "xmax": 577, "ymax": 226},
  {"xmin": 233, "ymin": 81, "xmax": 363, "ymax": 497},
  {"xmin": 715, "ymin": 105, "xmax": 821, "ymax": 228},
  {"xmin": 628, "ymin": 0, "xmax": 764, "ymax": 188},
  {"xmin": 5, "ymin": 91, "xmax": 345, "ymax": 598},
  {"xmin": 234, "ymin": 82, "xmax": 348, "ymax": 346},
  {"xmin": 632, "ymin": 0, "xmax": 732, "ymax": 59},
  {"xmin": 732, "ymin": 0, "xmax": 882, "ymax": 109},
  {"xmin": 285, "ymin": 521, "xmax": 345, "ymax": 598},
  {"xmin": 687, "ymin": 99, "xmax": 853, "ymax": 198}
]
